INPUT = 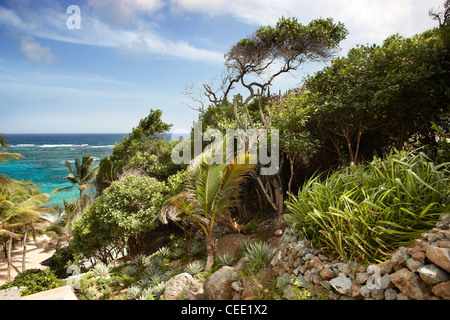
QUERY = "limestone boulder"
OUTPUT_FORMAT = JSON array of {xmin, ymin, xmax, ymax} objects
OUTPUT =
[{"xmin": 204, "ymin": 266, "xmax": 238, "ymax": 300}]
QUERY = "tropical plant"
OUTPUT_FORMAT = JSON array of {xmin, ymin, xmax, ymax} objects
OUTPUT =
[
  {"xmin": 90, "ymin": 262, "xmax": 111, "ymax": 279},
  {"xmin": 0, "ymin": 134, "xmax": 23, "ymax": 164},
  {"xmin": 0, "ymin": 180, "xmax": 51, "ymax": 281},
  {"xmin": 159, "ymin": 153, "xmax": 256, "ymax": 271},
  {"xmin": 217, "ymin": 253, "xmax": 235, "ymax": 267},
  {"xmin": 242, "ymin": 241, "xmax": 275, "ymax": 273},
  {"xmin": 151, "ymin": 281, "xmax": 167, "ymax": 297},
  {"xmin": 156, "ymin": 246, "xmax": 171, "ymax": 258},
  {"xmin": 285, "ymin": 150, "xmax": 450, "ymax": 263},
  {"xmin": 127, "ymin": 285, "xmax": 142, "ymax": 300},
  {"xmin": 138, "ymin": 287, "xmax": 155, "ymax": 300},
  {"xmin": 53, "ymin": 155, "xmax": 99, "ymax": 198},
  {"xmin": 184, "ymin": 260, "xmax": 206, "ymax": 276}
]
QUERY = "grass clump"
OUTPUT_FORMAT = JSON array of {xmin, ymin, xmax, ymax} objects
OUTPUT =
[{"xmin": 286, "ymin": 150, "xmax": 449, "ymax": 264}]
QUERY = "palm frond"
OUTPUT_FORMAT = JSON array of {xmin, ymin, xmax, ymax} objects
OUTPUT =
[
  {"xmin": 0, "ymin": 152, "xmax": 23, "ymax": 163},
  {"xmin": 52, "ymin": 186, "xmax": 75, "ymax": 194}
]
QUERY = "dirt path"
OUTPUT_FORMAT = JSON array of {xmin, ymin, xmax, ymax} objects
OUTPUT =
[{"xmin": 0, "ymin": 236, "xmax": 57, "ymax": 286}]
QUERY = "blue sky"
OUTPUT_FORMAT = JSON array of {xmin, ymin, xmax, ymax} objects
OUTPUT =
[{"xmin": 0, "ymin": 0, "xmax": 444, "ymax": 134}]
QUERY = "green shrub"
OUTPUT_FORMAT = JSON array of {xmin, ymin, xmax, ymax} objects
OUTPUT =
[
  {"xmin": 49, "ymin": 245, "xmax": 82, "ymax": 278},
  {"xmin": 72, "ymin": 175, "xmax": 168, "ymax": 261},
  {"xmin": 286, "ymin": 150, "xmax": 450, "ymax": 264},
  {"xmin": 0, "ymin": 269, "xmax": 62, "ymax": 296}
]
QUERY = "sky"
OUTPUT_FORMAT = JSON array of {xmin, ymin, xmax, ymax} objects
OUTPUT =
[{"xmin": 0, "ymin": 0, "xmax": 444, "ymax": 134}]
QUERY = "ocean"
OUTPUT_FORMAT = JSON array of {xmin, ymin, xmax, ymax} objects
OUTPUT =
[{"xmin": 0, "ymin": 133, "xmax": 127, "ymax": 206}]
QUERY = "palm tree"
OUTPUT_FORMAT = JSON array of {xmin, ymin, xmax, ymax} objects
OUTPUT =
[
  {"xmin": 45, "ymin": 199, "xmax": 78, "ymax": 248},
  {"xmin": 159, "ymin": 153, "xmax": 256, "ymax": 271},
  {"xmin": 0, "ymin": 181, "xmax": 51, "ymax": 281},
  {"xmin": 0, "ymin": 134, "xmax": 23, "ymax": 184},
  {"xmin": 53, "ymin": 156, "xmax": 99, "ymax": 198}
]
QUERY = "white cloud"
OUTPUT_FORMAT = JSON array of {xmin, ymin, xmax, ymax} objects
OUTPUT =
[
  {"xmin": 0, "ymin": 6, "xmax": 23, "ymax": 27},
  {"xmin": 170, "ymin": 0, "xmax": 444, "ymax": 52},
  {"xmin": 19, "ymin": 35, "xmax": 56, "ymax": 64},
  {"xmin": 0, "ymin": 4, "xmax": 224, "ymax": 64},
  {"xmin": 86, "ymin": 0, "xmax": 165, "ymax": 26}
]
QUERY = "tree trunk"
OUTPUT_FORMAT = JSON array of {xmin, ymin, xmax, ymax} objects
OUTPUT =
[
  {"xmin": 217, "ymin": 213, "xmax": 242, "ymax": 234},
  {"xmin": 288, "ymin": 153, "xmax": 296, "ymax": 202},
  {"xmin": 7, "ymin": 236, "xmax": 12, "ymax": 282},
  {"xmin": 204, "ymin": 232, "xmax": 216, "ymax": 271},
  {"xmin": 22, "ymin": 226, "xmax": 28, "ymax": 272}
]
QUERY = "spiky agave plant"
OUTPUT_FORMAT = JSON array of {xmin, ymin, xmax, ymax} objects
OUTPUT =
[
  {"xmin": 217, "ymin": 253, "xmax": 235, "ymax": 267},
  {"xmin": 243, "ymin": 241, "xmax": 275, "ymax": 272},
  {"xmin": 90, "ymin": 262, "xmax": 111, "ymax": 278},
  {"xmin": 127, "ymin": 285, "xmax": 142, "ymax": 300},
  {"xmin": 184, "ymin": 260, "xmax": 206, "ymax": 276}
]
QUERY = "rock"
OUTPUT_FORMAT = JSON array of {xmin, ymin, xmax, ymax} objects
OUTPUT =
[
  {"xmin": 216, "ymin": 234, "xmax": 251, "ymax": 258},
  {"xmin": 377, "ymin": 260, "xmax": 395, "ymax": 275},
  {"xmin": 319, "ymin": 266, "xmax": 334, "ymax": 280},
  {"xmin": 405, "ymin": 258, "xmax": 423, "ymax": 273},
  {"xmin": 283, "ymin": 285, "xmax": 296, "ymax": 300},
  {"xmin": 355, "ymin": 272, "xmax": 369, "ymax": 285},
  {"xmin": 231, "ymin": 281, "xmax": 243, "ymax": 293},
  {"xmin": 308, "ymin": 257, "xmax": 322, "ymax": 269},
  {"xmin": 385, "ymin": 288, "xmax": 397, "ymax": 300},
  {"xmin": 351, "ymin": 284, "xmax": 363, "ymax": 299},
  {"xmin": 162, "ymin": 273, "xmax": 204, "ymax": 300},
  {"xmin": 411, "ymin": 251, "xmax": 426, "ymax": 264},
  {"xmin": 390, "ymin": 268, "xmax": 426, "ymax": 300},
  {"xmin": 379, "ymin": 274, "xmax": 392, "ymax": 289},
  {"xmin": 437, "ymin": 240, "xmax": 450, "ymax": 249},
  {"xmin": 320, "ymin": 280, "xmax": 331, "ymax": 290},
  {"xmin": 274, "ymin": 229, "xmax": 283, "ymax": 236},
  {"xmin": 337, "ymin": 263, "xmax": 351, "ymax": 276},
  {"xmin": 426, "ymin": 247, "xmax": 450, "ymax": 272},
  {"xmin": 359, "ymin": 285, "xmax": 371, "ymax": 298},
  {"xmin": 397, "ymin": 293, "xmax": 410, "ymax": 300},
  {"xmin": 431, "ymin": 281, "xmax": 450, "ymax": 300},
  {"xmin": 204, "ymin": 266, "xmax": 237, "ymax": 300},
  {"xmin": 391, "ymin": 247, "xmax": 410, "ymax": 265},
  {"xmin": 370, "ymin": 288, "xmax": 385, "ymax": 300},
  {"xmin": 330, "ymin": 276, "xmax": 352, "ymax": 296},
  {"xmin": 270, "ymin": 250, "xmax": 282, "ymax": 267},
  {"xmin": 303, "ymin": 253, "xmax": 315, "ymax": 261},
  {"xmin": 0, "ymin": 287, "xmax": 23, "ymax": 300},
  {"xmin": 417, "ymin": 264, "xmax": 450, "ymax": 285},
  {"xmin": 440, "ymin": 214, "xmax": 450, "ymax": 227}
]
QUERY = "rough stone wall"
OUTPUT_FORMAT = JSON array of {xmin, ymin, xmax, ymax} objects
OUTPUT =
[{"xmin": 270, "ymin": 214, "xmax": 450, "ymax": 300}]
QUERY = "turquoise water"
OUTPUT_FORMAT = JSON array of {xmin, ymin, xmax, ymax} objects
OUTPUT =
[{"xmin": 0, "ymin": 133, "xmax": 126, "ymax": 206}]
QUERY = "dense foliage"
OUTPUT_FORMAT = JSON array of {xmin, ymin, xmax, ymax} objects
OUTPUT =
[
  {"xmin": 72, "ymin": 175, "xmax": 168, "ymax": 261},
  {"xmin": 303, "ymin": 27, "xmax": 450, "ymax": 166},
  {"xmin": 95, "ymin": 109, "xmax": 183, "ymax": 193},
  {"xmin": 285, "ymin": 150, "xmax": 450, "ymax": 263},
  {"xmin": 0, "ymin": 269, "xmax": 61, "ymax": 296}
]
